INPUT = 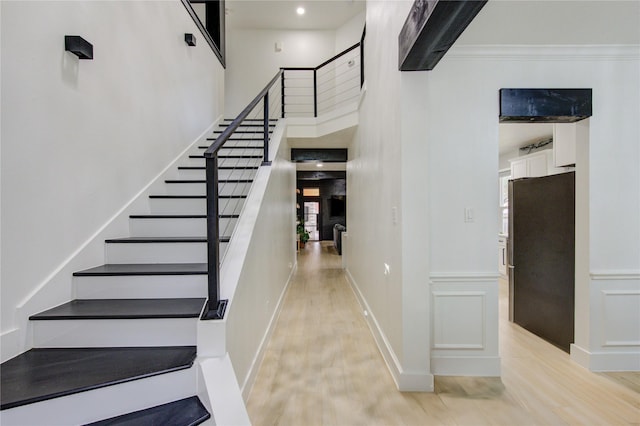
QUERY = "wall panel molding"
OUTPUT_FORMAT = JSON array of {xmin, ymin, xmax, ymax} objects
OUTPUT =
[
  {"xmin": 429, "ymin": 274, "xmax": 500, "ymax": 376},
  {"xmin": 432, "ymin": 291, "xmax": 485, "ymax": 350}
]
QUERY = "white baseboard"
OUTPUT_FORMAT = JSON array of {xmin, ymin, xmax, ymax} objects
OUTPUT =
[
  {"xmin": 571, "ymin": 344, "xmax": 640, "ymax": 372},
  {"xmin": 241, "ymin": 262, "xmax": 297, "ymax": 400},
  {"xmin": 345, "ymin": 269, "xmax": 434, "ymax": 392}
]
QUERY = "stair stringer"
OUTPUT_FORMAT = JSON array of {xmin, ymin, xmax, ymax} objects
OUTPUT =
[
  {"xmin": 196, "ymin": 120, "xmax": 296, "ymax": 424},
  {"xmin": 1, "ymin": 118, "xmax": 222, "ymax": 364}
]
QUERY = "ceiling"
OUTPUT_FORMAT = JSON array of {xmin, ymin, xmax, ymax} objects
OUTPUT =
[
  {"xmin": 226, "ymin": 0, "xmax": 366, "ymax": 31},
  {"xmin": 499, "ymin": 123, "xmax": 553, "ymax": 155},
  {"xmin": 457, "ymin": 0, "xmax": 640, "ymax": 45}
]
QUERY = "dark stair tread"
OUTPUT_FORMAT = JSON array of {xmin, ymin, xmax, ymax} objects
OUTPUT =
[
  {"xmin": 178, "ymin": 166, "xmax": 259, "ymax": 170},
  {"xmin": 198, "ymin": 145, "xmax": 264, "ymax": 149},
  {"xmin": 106, "ymin": 237, "xmax": 207, "ymax": 243},
  {"xmin": 189, "ymin": 154, "xmax": 263, "ymax": 159},
  {"xmin": 149, "ymin": 195, "xmax": 247, "ymax": 199},
  {"xmin": 129, "ymin": 215, "xmax": 239, "ymax": 219},
  {"xmin": 0, "ymin": 346, "xmax": 196, "ymax": 410},
  {"xmin": 223, "ymin": 118, "xmax": 277, "ymax": 122},
  {"xmin": 165, "ymin": 179, "xmax": 253, "ymax": 183},
  {"xmin": 148, "ymin": 195, "xmax": 247, "ymax": 199},
  {"xmin": 86, "ymin": 396, "xmax": 210, "ymax": 426},
  {"xmin": 206, "ymin": 137, "xmax": 267, "ymax": 141},
  {"xmin": 213, "ymin": 130, "xmax": 272, "ymax": 134},
  {"xmin": 29, "ymin": 298, "xmax": 206, "ymax": 320},
  {"xmin": 73, "ymin": 263, "xmax": 208, "ymax": 277},
  {"xmin": 105, "ymin": 237, "xmax": 230, "ymax": 243},
  {"xmin": 219, "ymin": 122, "xmax": 276, "ymax": 127}
]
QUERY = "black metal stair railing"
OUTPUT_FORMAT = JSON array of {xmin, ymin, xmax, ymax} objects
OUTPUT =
[
  {"xmin": 281, "ymin": 38, "xmax": 364, "ymax": 118},
  {"xmin": 201, "ymin": 70, "xmax": 282, "ymax": 320},
  {"xmin": 201, "ymin": 28, "xmax": 366, "ymax": 320}
]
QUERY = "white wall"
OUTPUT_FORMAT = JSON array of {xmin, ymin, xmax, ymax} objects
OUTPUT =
[
  {"xmin": 335, "ymin": 11, "xmax": 365, "ymax": 54},
  {"xmin": 345, "ymin": 0, "xmax": 433, "ymax": 391},
  {"xmin": 225, "ymin": 29, "xmax": 335, "ymax": 116},
  {"xmin": 427, "ymin": 44, "xmax": 640, "ymax": 372},
  {"xmin": 1, "ymin": 0, "xmax": 224, "ymax": 360},
  {"xmin": 223, "ymin": 128, "xmax": 296, "ymax": 395},
  {"xmin": 348, "ymin": 0, "xmax": 639, "ymax": 380}
]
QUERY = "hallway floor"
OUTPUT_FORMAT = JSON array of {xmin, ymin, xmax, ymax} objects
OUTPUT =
[{"xmin": 246, "ymin": 241, "xmax": 639, "ymax": 425}]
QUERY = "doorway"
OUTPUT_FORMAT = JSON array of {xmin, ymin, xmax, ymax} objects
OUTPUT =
[
  {"xmin": 303, "ymin": 200, "xmax": 321, "ymax": 241},
  {"xmin": 498, "ymin": 88, "xmax": 591, "ymax": 353}
]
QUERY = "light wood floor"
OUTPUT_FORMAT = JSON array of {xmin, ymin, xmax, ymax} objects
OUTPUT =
[{"xmin": 246, "ymin": 241, "xmax": 640, "ymax": 425}]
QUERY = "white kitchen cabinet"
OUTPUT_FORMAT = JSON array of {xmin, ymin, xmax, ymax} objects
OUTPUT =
[
  {"xmin": 554, "ymin": 123, "xmax": 577, "ymax": 167},
  {"xmin": 511, "ymin": 159, "xmax": 528, "ymax": 179},
  {"xmin": 510, "ymin": 150, "xmax": 553, "ymax": 178}
]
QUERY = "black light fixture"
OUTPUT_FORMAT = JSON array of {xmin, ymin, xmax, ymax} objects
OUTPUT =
[
  {"xmin": 65, "ymin": 35, "xmax": 93, "ymax": 60},
  {"xmin": 185, "ymin": 33, "xmax": 196, "ymax": 46}
]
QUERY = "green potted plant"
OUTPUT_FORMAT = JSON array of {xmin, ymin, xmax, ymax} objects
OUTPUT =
[{"xmin": 297, "ymin": 219, "xmax": 310, "ymax": 248}]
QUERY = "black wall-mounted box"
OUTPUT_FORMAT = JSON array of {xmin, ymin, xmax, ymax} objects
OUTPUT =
[
  {"xmin": 65, "ymin": 35, "xmax": 93, "ymax": 60},
  {"xmin": 499, "ymin": 89, "xmax": 592, "ymax": 123}
]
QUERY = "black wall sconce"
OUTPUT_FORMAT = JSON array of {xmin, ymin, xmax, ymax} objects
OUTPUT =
[
  {"xmin": 184, "ymin": 33, "xmax": 196, "ymax": 47},
  {"xmin": 65, "ymin": 35, "xmax": 93, "ymax": 60}
]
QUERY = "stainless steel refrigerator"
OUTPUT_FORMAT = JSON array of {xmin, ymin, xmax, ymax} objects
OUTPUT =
[{"xmin": 508, "ymin": 172, "xmax": 575, "ymax": 352}]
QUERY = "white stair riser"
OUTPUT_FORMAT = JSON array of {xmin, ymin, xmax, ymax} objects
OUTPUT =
[
  {"xmin": 220, "ymin": 198, "xmax": 246, "ymax": 216},
  {"xmin": 165, "ymin": 182, "xmax": 206, "ymax": 196},
  {"xmin": 149, "ymin": 197, "xmax": 244, "ymax": 216},
  {"xmin": 32, "ymin": 318, "xmax": 198, "ymax": 347},
  {"xmin": 0, "ymin": 367, "xmax": 196, "ymax": 426},
  {"xmin": 181, "ymin": 157, "xmax": 262, "ymax": 168},
  {"xmin": 74, "ymin": 275, "xmax": 207, "ymax": 299},
  {"xmin": 191, "ymin": 148, "xmax": 263, "ymax": 157},
  {"xmin": 149, "ymin": 197, "xmax": 206, "ymax": 214},
  {"xmin": 105, "ymin": 242, "xmax": 208, "ymax": 264},
  {"xmin": 164, "ymin": 182, "xmax": 251, "ymax": 197},
  {"xmin": 219, "ymin": 182, "xmax": 252, "ymax": 197},
  {"xmin": 129, "ymin": 217, "xmax": 237, "ymax": 237},
  {"xmin": 177, "ymin": 169, "xmax": 206, "ymax": 180}
]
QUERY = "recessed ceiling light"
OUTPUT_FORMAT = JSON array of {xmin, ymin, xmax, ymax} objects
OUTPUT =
[
  {"xmin": 296, "ymin": 7, "xmax": 305, "ymax": 15},
  {"xmin": 316, "ymin": 162, "xmax": 323, "ymax": 168}
]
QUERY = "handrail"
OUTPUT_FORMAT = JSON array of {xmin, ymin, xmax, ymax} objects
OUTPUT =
[
  {"xmin": 201, "ymin": 69, "xmax": 283, "ymax": 320},
  {"xmin": 205, "ymin": 70, "xmax": 282, "ymax": 158},
  {"xmin": 315, "ymin": 42, "xmax": 360, "ymax": 70}
]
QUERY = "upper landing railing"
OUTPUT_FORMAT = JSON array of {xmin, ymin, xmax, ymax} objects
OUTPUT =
[
  {"xmin": 201, "ymin": 31, "xmax": 365, "ymax": 320},
  {"xmin": 281, "ymin": 37, "xmax": 365, "ymax": 118}
]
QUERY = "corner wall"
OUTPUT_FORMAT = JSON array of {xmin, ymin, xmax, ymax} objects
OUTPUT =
[
  {"xmin": 428, "ymin": 44, "xmax": 639, "ymax": 372},
  {"xmin": 1, "ymin": 0, "xmax": 224, "ymax": 361},
  {"xmin": 345, "ymin": 0, "xmax": 433, "ymax": 391}
]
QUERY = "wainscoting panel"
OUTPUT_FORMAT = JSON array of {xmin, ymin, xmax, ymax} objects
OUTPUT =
[
  {"xmin": 572, "ymin": 271, "xmax": 640, "ymax": 371},
  {"xmin": 432, "ymin": 291, "xmax": 485, "ymax": 350},
  {"xmin": 601, "ymin": 290, "xmax": 640, "ymax": 347},
  {"xmin": 430, "ymin": 273, "xmax": 500, "ymax": 376}
]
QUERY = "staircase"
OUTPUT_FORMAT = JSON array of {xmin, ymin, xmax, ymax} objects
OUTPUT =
[{"xmin": 0, "ymin": 119, "xmax": 275, "ymax": 425}]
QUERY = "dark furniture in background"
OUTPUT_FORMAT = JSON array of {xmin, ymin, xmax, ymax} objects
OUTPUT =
[{"xmin": 333, "ymin": 224, "xmax": 346, "ymax": 255}]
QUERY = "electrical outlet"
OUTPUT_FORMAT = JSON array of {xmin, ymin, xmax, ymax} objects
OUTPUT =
[{"xmin": 464, "ymin": 207, "xmax": 474, "ymax": 223}]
